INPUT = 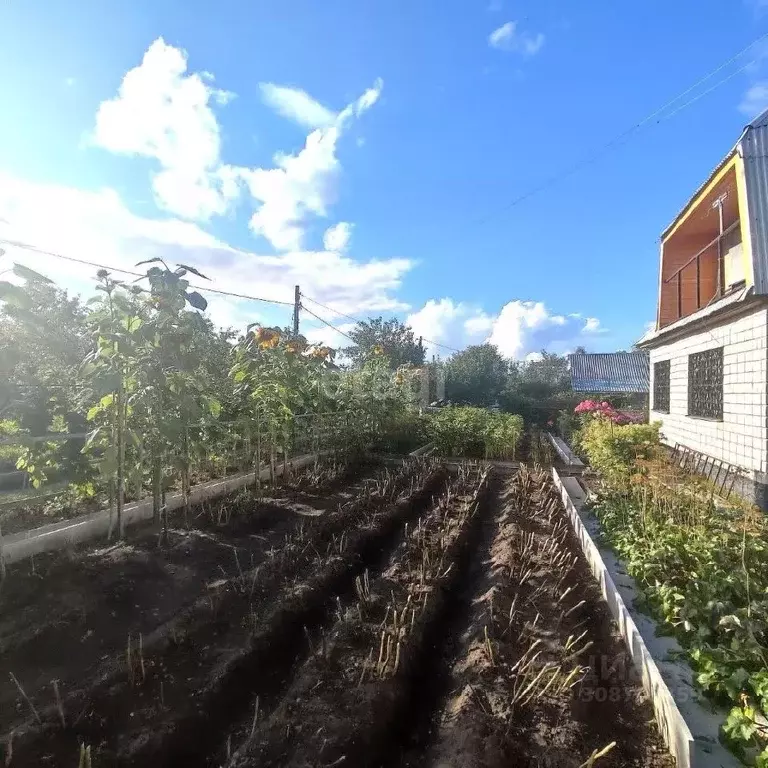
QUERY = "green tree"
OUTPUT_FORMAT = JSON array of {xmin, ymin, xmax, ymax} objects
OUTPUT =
[
  {"xmin": 444, "ymin": 344, "xmax": 508, "ymax": 407},
  {"xmin": 342, "ymin": 317, "xmax": 425, "ymax": 370},
  {"xmin": 500, "ymin": 351, "xmax": 576, "ymax": 425}
]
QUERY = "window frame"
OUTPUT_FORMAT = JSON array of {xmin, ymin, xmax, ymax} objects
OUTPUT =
[
  {"xmin": 687, "ymin": 348, "xmax": 723, "ymax": 421},
  {"xmin": 652, "ymin": 360, "xmax": 670, "ymax": 414}
]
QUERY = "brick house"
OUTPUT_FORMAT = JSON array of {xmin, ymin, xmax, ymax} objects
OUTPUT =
[{"xmin": 637, "ymin": 108, "xmax": 768, "ymax": 509}]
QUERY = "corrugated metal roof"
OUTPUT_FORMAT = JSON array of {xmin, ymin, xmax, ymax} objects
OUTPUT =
[
  {"xmin": 742, "ymin": 111, "xmax": 768, "ymax": 295},
  {"xmin": 568, "ymin": 352, "xmax": 649, "ymax": 393}
]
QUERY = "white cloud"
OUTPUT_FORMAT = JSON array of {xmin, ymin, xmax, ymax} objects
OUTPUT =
[
  {"xmin": 740, "ymin": 81, "xmax": 768, "ymax": 117},
  {"xmin": 464, "ymin": 312, "xmax": 494, "ymax": 336},
  {"xmin": 92, "ymin": 37, "xmax": 236, "ymax": 221},
  {"xmin": 403, "ymin": 298, "xmax": 607, "ymax": 360},
  {"xmin": 92, "ymin": 39, "xmax": 382, "ymax": 252},
  {"xmin": 583, "ymin": 317, "xmax": 601, "ymax": 333},
  {"xmin": 489, "ymin": 21, "xmax": 545, "ymax": 56},
  {"xmin": 259, "ymin": 83, "xmax": 337, "ymax": 129},
  {"xmin": 238, "ymin": 78, "xmax": 383, "ymax": 251},
  {"xmin": 405, "ymin": 299, "xmax": 491, "ymax": 358},
  {"xmin": 303, "ymin": 321, "xmax": 355, "ymax": 352},
  {"xmin": 486, "ymin": 300, "xmax": 562, "ymax": 357},
  {"xmin": 323, "ymin": 222, "xmax": 353, "ymax": 252},
  {"xmin": 0, "ymin": 172, "xmax": 413, "ymax": 334}
]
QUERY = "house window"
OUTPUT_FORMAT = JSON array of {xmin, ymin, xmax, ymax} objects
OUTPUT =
[
  {"xmin": 688, "ymin": 348, "xmax": 723, "ymax": 420},
  {"xmin": 653, "ymin": 360, "xmax": 670, "ymax": 413}
]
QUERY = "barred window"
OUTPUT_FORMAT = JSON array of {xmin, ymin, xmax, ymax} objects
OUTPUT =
[
  {"xmin": 653, "ymin": 360, "xmax": 670, "ymax": 413},
  {"xmin": 688, "ymin": 348, "xmax": 723, "ymax": 420}
]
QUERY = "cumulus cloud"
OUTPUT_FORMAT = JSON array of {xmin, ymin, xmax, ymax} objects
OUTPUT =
[
  {"xmin": 93, "ymin": 39, "xmax": 383, "ymax": 252},
  {"xmin": 237, "ymin": 79, "xmax": 383, "ymax": 251},
  {"xmin": 303, "ymin": 321, "xmax": 356, "ymax": 352},
  {"xmin": 0, "ymin": 173, "xmax": 413, "ymax": 333},
  {"xmin": 404, "ymin": 297, "xmax": 607, "ymax": 360},
  {"xmin": 583, "ymin": 317, "xmax": 602, "ymax": 333},
  {"xmin": 93, "ymin": 38, "xmax": 237, "ymax": 221},
  {"xmin": 259, "ymin": 83, "xmax": 337, "ymax": 129},
  {"xmin": 323, "ymin": 222, "xmax": 353, "ymax": 252},
  {"xmin": 488, "ymin": 21, "xmax": 545, "ymax": 56}
]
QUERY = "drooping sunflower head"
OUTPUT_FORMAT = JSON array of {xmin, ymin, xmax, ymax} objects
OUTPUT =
[
  {"xmin": 311, "ymin": 345, "xmax": 332, "ymax": 360},
  {"xmin": 285, "ymin": 338, "xmax": 307, "ymax": 355},
  {"xmin": 372, "ymin": 344, "xmax": 384, "ymax": 356},
  {"xmin": 255, "ymin": 327, "xmax": 281, "ymax": 349}
]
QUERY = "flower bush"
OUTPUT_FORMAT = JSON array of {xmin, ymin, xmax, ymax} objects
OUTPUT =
[
  {"xmin": 576, "ymin": 416, "xmax": 661, "ymax": 485},
  {"xmin": 574, "ymin": 399, "xmax": 645, "ymax": 425}
]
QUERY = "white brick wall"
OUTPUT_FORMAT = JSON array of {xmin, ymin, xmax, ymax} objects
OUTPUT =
[{"xmin": 648, "ymin": 306, "xmax": 768, "ymax": 475}]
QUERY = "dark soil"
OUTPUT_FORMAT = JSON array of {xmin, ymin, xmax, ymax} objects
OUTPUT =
[
  {"xmin": 0, "ymin": 459, "xmax": 376, "ymax": 737},
  {"xmin": 1, "ymin": 461, "xmax": 676, "ymax": 768},
  {"xmin": 1, "ymin": 458, "xmax": 442, "ymax": 766},
  {"xmin": 411, "ymin": 466, "xmax": 674, "ymax": 768}
]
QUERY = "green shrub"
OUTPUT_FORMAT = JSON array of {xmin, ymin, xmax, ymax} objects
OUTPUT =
[
  {"xmin": 427, "ymin": 407, "xmax": 523, "ymax": 459},
  {"xmin": 594, "ymin": 487, "xmax": 768, "ymax": 765},
  {"xmin": 576, "ymin": 417, "xmax": 660, "ymax": 484}
]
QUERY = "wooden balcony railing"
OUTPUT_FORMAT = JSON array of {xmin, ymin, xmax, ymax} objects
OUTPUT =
[{"xmin": 662, "ymin": 219, "xmax": 739, "ymax": 322}]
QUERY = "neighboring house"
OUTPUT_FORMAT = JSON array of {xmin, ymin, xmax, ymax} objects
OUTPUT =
[
  {"xmin": 637, "ymin": 108, "xmax": 768, "ymax": 508},
  {"xmin": 567, "ymin": 351, "xmax": 649, "ymax": 395}
]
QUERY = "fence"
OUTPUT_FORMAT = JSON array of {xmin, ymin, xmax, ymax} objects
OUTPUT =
[{"xmin": 0, "ymin": 409, "xmax": 372, "ymax": 512}]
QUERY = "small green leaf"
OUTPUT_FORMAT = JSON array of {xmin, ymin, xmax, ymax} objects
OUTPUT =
[
  {"xmin": 136, "ymin": 257, "xmax": 166, "ymax": 267},
  {"xmin": 99, "ymin": 393, "xmax": 115, "ymax": 410},
  {"xmin": 177, "ymin": 263, "xmax": 210, "ymax": 280},
  {"xmin": 12, "ymin": 263, "xmax": 53, "ymax": 283},
  {"xmin": 185, "ymin": 291, "xmax": 207, "ymax": 311}
]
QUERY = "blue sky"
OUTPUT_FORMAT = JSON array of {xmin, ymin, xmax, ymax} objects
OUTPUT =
[{"xmin": 1, "ymin": 0, "xmax": 768, "ymax": 360}]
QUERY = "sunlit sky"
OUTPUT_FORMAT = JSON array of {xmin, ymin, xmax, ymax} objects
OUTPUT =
[{"xmin": 1, "ymin": 1, "xmax": 767, "ymax": 359}]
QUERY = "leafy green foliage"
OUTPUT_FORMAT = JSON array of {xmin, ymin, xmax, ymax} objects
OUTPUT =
[
  {"xmin": 0, "ymin": 263, "xmax": 418, "ymax": 530},
  {"xmin": 426, "ymin": 406, "xmax": 523, "ymax": 459},
  {"xmin": 576, "ymin": 417, "xmax": 660, "ymax": 484},
  {"xmin": 342, "ymin": 317, "xmax": 425, "ymax": 370},
  {"xmin": 444, "ymin": 344, "xmax": 509, "ymax": 407},
  {"xmin": 594, "ymin": 483, "xmax": 768, "ymax": 765}
]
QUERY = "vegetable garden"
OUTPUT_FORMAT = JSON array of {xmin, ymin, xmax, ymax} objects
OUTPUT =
[
  {"xmin": 0, "ymin": 266, "xmax": 677, "ymax": 766},
  {"xmin": 0, "ymin": 455, "xmax": 673, "ymax": 767},
  {"xmin": 573, "ymin": 399, "xmax": 768, "ymax": 767}
]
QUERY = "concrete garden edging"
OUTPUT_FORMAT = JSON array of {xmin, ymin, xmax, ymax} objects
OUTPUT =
[
  {"xmin": 552, "ymin": 468, "xmax": 739, "ymax": 768},
  {"xmin": 546, "ymin": 431, "xmax": 585, "ymax": 470},
  {"xmin": 1, "ymin": 452, "xmax": 324, "ymax": 567}
]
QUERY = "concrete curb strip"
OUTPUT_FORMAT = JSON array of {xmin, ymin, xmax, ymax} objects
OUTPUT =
[
  {"xmin": 1, "ymin": 453, "xmax": 322, "ymax": 566},
  {"xmin": 552, "ymin": 467, "xmax": 739, "ymax": 768},
  {"xmin": 546, "ymin": 431, "xmax": 585, "ymax": 468}
]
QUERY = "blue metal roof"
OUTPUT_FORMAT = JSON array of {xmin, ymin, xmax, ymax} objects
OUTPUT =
[{"xmin": 568, "ymin": 352, "xmax": 649, "ymax": 393}]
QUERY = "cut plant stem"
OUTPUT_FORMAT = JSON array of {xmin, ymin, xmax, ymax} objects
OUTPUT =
[{"xmin": 9, "ymin": 672, "xmax": 41, "ymax": 726}]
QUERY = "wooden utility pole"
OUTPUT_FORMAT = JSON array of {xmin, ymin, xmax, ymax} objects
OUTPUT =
[{"xmin": 293, "ymin": 285, "xmax": 300, "ymax": 336}]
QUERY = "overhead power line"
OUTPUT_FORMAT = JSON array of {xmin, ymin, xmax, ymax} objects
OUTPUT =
[
  {"xmin": 301, "ymin": 293, "xmax": 462, "ymax": 353},
  {"xmin": 0, "ymin": 238, "xmax": 295, "ymax": 306},
  {"xmin": 469, "ymin": 29, "xmax": 768, "ymax": 227},
  {"xmin": 300, "ymin": 304, "xmax": 357, "ymax": 343}
]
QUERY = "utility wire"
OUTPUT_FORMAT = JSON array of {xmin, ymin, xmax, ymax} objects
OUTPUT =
[
  {"xmin": 0, "ymin": 238, "xmax": 295, "ymax": 307},
  {"xmin": 300, "ymin": 304, "xmax": 357, "ymax": 342},
  {"xmin": 301, "ymin": 293, "xmax": 462, "ymax": 353},
  {"xmin": 469, "ymin": 29, "xmax": 768, "ymax": 227},
  {"xmin": 1, "ymin": 236, "xmax": 461, "ymax": 351}
]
